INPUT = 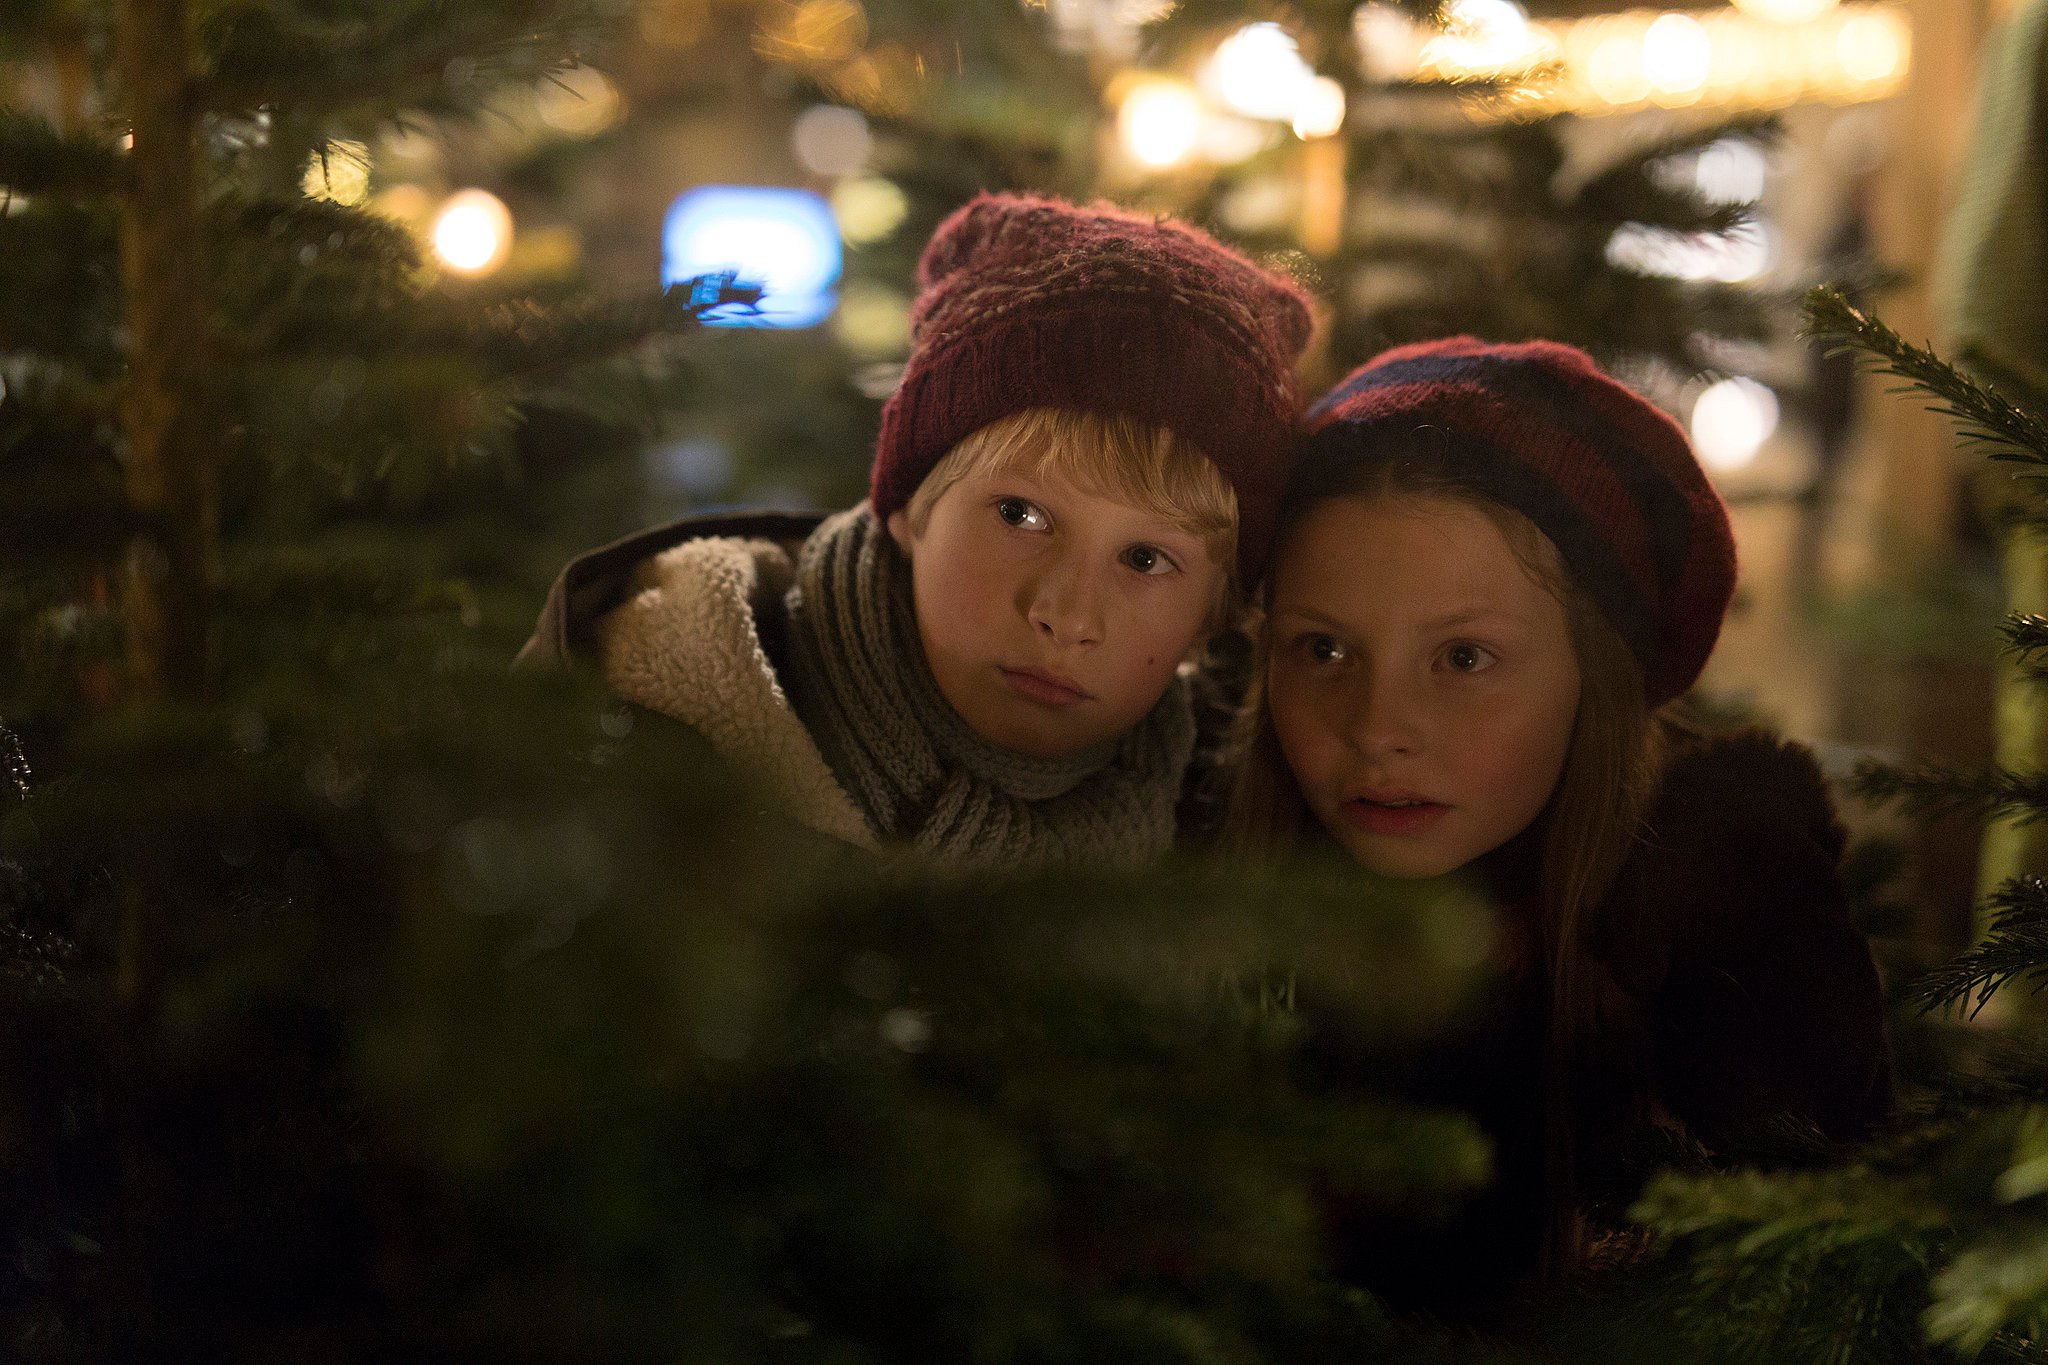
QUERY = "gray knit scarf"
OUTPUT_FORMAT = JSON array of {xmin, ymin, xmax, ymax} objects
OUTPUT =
[{"xmin": 782, "ymin": 505, "xmax": 1194, "ymax": 870}]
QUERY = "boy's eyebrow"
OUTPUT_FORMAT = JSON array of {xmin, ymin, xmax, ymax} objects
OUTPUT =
[{"xmin": 979, "ymin": 469, "xmax": 1207, "ymax": 543}]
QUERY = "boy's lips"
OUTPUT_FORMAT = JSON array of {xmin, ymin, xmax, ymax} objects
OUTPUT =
[
  {"xmin": 1000, "ymin": 665, "xmax": 1093, "ymax": 707},
  {"xmin": 1342, "ymin": 789, "xmax": 1449, "ymax": 837}
]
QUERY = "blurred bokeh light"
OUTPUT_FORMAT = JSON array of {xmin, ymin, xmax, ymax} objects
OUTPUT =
[
  {"xmin": 663, "ymin": 185, "xmax": 842, "ymax": 328},
  {"xmin": 432, "ymin": 189, "xmax": 514, "ymax": 276}
]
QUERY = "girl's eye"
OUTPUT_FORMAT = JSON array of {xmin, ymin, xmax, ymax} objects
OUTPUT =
[
  {"xmin": 995, "ymin": 496, "xmax": 1051, "ymax": 532},
  {"xmin": 1120, "ymin": 544, "xmax": 1177, "ymax": 576},
  {"xmin": 1442, "ymin": 641, "xmax": 1498, "ymax": 674},
  {"xmin": 1297, "ymin": 632, "xmax": 1347, "ymax": 665}
]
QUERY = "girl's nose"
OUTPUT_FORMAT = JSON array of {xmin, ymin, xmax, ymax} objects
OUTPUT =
[
  {"xmin": 1023, "ymin": 558, "xmax": 1106, "ymax": 647},
  {"xmin": 1343, "ymin": 670, "xmax": 1421, "ymax": 758}
]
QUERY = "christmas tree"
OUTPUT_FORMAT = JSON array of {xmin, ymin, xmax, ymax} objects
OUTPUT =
[
  {"xmin": 1567, "ymin": 289, "xmax": 2048, "ymax": 1364},
  {"xmin": 0, "ymin": 4, "xmax": 1537, "ymax": 1358},
  {"xmin": 3, "ymin": 1, "xmax": 1921, "ymax": 1358}
]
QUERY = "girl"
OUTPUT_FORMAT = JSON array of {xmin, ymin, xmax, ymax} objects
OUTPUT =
[{"xmin": 1230, "ymin": 337, "xmax": 1892, "ymax": 1312}]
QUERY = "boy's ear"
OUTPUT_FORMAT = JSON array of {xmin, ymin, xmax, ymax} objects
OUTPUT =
[{"xmin": 885, "ymin": 508, "xmax": 916, "ymax": 556}]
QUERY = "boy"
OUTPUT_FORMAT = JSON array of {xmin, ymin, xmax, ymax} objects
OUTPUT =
[{"xmin": 517, "ymin": 193, "xmax": 1311, "ymax": 867}]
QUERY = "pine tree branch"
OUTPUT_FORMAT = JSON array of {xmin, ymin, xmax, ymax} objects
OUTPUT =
[
  {"xmin": 1853, "ymin": 758, "xmax": 2048, "ymax": 827},
  {"xmin": 461, "ymin": 275, "xmax": 765, "ymax": 384},
  {"xmin": 195, "ymin": 0, "xmax": 616, "ymax": 123},
  {"xmin": 0, "ymin": 203, "xmax": 123, "ymax": 370},
  {"xmin": 2001, "ymin": 613, "xmax": 2048, "ymax": 681},
  {"xmin": 0, "ymin": 713, "xmax": 29, "ymax": 806},
  {"xmin": 0, "ymin": 107, "xmax": 122, "ymax": 196},
  {"xmin": 1927, "ymin": 1219, "xmax": 2048, "ymax": 1354},
  {"xmin": 1573, "ymin": 116, "xmax": 1777, "ymax": 238},
  {"xmin": 1803, "ymin": 285, "xmax": 2048, "ymax": 476},
  {"xmin": 1912, "ymin": 877, "xmax": 2048, "ymax": 1018}
]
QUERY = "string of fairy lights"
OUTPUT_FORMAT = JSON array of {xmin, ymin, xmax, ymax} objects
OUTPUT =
[
  {"xmin": 300, "ymin": 1, "xmax": 1910, "ymax": 281},
  {"xmin": 292, "ymin": 0, "xmax": 1915, "ymax": 476}
]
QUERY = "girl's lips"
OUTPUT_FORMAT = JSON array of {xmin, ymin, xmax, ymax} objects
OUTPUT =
[
  {"xmin": 1001, "ymin": 666, "xmax": 1092, "ymax": 707},
  {"xmin": 1342, "ymin": 797, "xmax": 1450, "ymax": 837}
]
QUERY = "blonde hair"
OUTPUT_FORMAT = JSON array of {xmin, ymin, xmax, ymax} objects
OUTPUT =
[
  {"xmin": 904, "ymin": 408, "xmax": 1239, "ymax": 597},
  {"xmin": 1225, "ymin": 453, "xmax": 1666, "ymax": 1276}
]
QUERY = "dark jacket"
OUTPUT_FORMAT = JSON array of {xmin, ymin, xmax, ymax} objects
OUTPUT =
[
  {"xmin": 515, "ymin": 509, "xmax": 825, "ymax": 672},
  {"xmin": 1318, "ymin": 728, "xmax": 1893, "ymax": 1319}
]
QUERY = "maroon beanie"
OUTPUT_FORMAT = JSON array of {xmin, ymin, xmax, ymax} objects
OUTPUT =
[
  {"xmin": 872, "ymin": 192, "xmax": 1315, "ymax": 576},
  {"xmin": 1301, "ymin": 337, "xmax": 1737, "ymax": 707}
]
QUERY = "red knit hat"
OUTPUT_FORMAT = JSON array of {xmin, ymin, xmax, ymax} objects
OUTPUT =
[
  {"xmin": 872, "ymin": 193, "xmax": 1315, "ymax": 576},
  {"xmin": 1301, "ymin": 337, "xmax": 1737, "ymax": 706}
]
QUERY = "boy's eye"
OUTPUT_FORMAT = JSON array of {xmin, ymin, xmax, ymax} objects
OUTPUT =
[
  {"xmin": 1120, "ymin": 544, "xmax": 1177, "ymax": 576},
  {"xmin": 1442, "ymin": 642, "xmax": 1498, "ymax": 674},
  {"xmin": 1296, "ymin": 632, "xmax": 1347, "ymax": 665},
  {"xmin": 995, "ymin": 496, "xmax": 1051, "ymax": 531}
]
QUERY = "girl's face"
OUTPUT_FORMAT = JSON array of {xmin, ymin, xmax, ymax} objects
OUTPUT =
[{"xmin": 1264, "ymin": 493, "xmax": 1581, "ymax": 879}]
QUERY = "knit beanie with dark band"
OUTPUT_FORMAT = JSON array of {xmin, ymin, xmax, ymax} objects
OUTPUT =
[
  {"xmin": 871, "ymin": 192, "xmax": 1315, "ymax": 577},
  {"xmin": 1302, "ymin": 336, "xmax": 1737, "ymax": 707}
]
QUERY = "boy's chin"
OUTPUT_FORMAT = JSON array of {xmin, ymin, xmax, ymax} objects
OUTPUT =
[
  {"xmin": 967, "ymin": 714, "xmax": 1115, "ymax": 761},
  {"xmin": 952, "ymin": 694, "xmax": 1143, "ymax": 762}
]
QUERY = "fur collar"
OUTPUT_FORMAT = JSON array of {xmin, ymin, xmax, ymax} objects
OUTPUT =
[{"xmin": 595, "ymin": 535, "xmax": 875, "ymax": 850}]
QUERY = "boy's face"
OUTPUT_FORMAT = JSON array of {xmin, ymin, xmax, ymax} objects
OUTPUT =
[
  {"xmin": 886, "ymin": 464, "xmax": 1225, "ymax": 760},
  {"xmin": 1263, "ymin": 494, "xmax": 1580, "ymax": 879}
]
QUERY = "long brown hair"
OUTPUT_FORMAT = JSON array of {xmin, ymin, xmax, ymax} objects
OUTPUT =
[{"xmin": 1225, "ymin": 433, "xmax": 1668, "ymax": 1272}]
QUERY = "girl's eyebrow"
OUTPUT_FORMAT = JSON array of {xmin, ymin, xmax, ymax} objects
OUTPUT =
[
  {"xmin": 1272, "ymin": 604, "xmax": 1528, "ymax": 633},
  {"xmin": 1420, "ymin": 608, "xmax": 1525, "ymax": 631},
  {"xmin": 1270, "ymin": 605, "xmax": 1350, "ymax": 629}
]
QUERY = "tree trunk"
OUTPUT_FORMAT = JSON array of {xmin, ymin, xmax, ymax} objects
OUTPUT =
[
  {"xmin": 118, "ymin": 0, "xmax": 215, "ymax": 703},
  {"xmin": 112, "ymin": 1, "xmax": 212, "ymax": 1345}
]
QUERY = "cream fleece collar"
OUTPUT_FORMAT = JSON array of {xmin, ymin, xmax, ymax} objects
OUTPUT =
[{"xmin": 594, "ymin": 533, "xmax": 876, "ymax": 850}]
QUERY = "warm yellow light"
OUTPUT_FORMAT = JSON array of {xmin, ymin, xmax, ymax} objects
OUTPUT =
[
  {"xmin": 1195, "ymin": 112, "xmax": 1279, "ymax": 164},
  {"xmin": 1204, "ymin": 22, "xmax": 1315, "ymax": 121},
  {"xmin": 1426, "ymin": 2, "xmax": 1908, "ymax": 116},
  {"xmin": 1731, "ymin": 0, "xmax": 1840, "ymax": 21},
  {"xmin": 1837, "ymin": 11, "xmax": 1908, "ymax": 82},
  {"xmin": 1586, "ymin": 26, "xmax": 1651, "ymax": 105},
  {"xmin": 1292, "ymin": 76, "xmax": 1348, "ymax": 138},
  {"xmin": 369, "ymin": 183, "xmax": 433, "ymax": 229},
  {"xmin": 831, "ymin": 175, "xmax": 909, "ymax": 244},
  {"xmin": 535, "ymin": 64, "xmax": 623, "ymax": 137},
  {"xmin": 302, "ymin": 141, "xmax": 371, "ymax": 206},
  {"xmin": 754, "ymin": 0, "xmax": 868, "ymax": 66},
  {"xmin": 1691, "ymin": 376, "xmax": 1779, "ymax": 472},
  {"xmin": 1421, "ymin": 0, "xmax": 1553, "ymax": 77},
  {"xmin": 834, "ymin": 281, "xmax": 911, "ymax": 355},
  {"xmin": 1642, "ymin": 13, "xmax": 1711, "ymax": 97},
  {"xmin": 1353, "ymin": 2, "xmax": 1424, "ymax": 80},
  {"xmin": 432, "ymin": 189, "xmax": 513, "ymax": 276},
  {"xmin": 1118, "ymin": 76, "xmax": 1203, "ymax": 168}
]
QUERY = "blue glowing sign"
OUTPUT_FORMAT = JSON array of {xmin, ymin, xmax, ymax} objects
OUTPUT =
[{"xmin": 662, "ymin": 185, "xmax": 842, "ymax": 329}]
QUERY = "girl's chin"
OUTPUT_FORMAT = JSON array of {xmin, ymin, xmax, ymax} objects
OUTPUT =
[{"xmin": 1326, "ymin": 826, "xmax": 1468, "ymax": 882}]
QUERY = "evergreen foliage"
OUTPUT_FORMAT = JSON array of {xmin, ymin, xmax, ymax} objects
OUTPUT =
[
  {"xmin": 0, "ymin": 5, "xmax": 1582, "ymax": 1359},
  {"xmin": 1144, "ymin": 2, "xmax": 1775, "ymax": 378},
  {"xmin": 1593, "ymin": 287, "xmax": 2048, "ymax": 1364},
  {"xmin": 0, "ymin": 3, "xmax": 1954, "ymax": 1360}
]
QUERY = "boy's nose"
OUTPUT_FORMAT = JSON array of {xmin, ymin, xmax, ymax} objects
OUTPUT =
[{"xmin": 1023, "ymin": 561, "xmax": 1106, "ymax": 647}]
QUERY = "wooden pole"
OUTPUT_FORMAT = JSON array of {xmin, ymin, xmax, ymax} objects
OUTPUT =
[
  {"xmin": 112, "ymin": 0, "xmax": 213, "ymax": 1340},
  {"xmin": 117, "ymin": 0, "xmax": 215, "ymax": 704}
]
